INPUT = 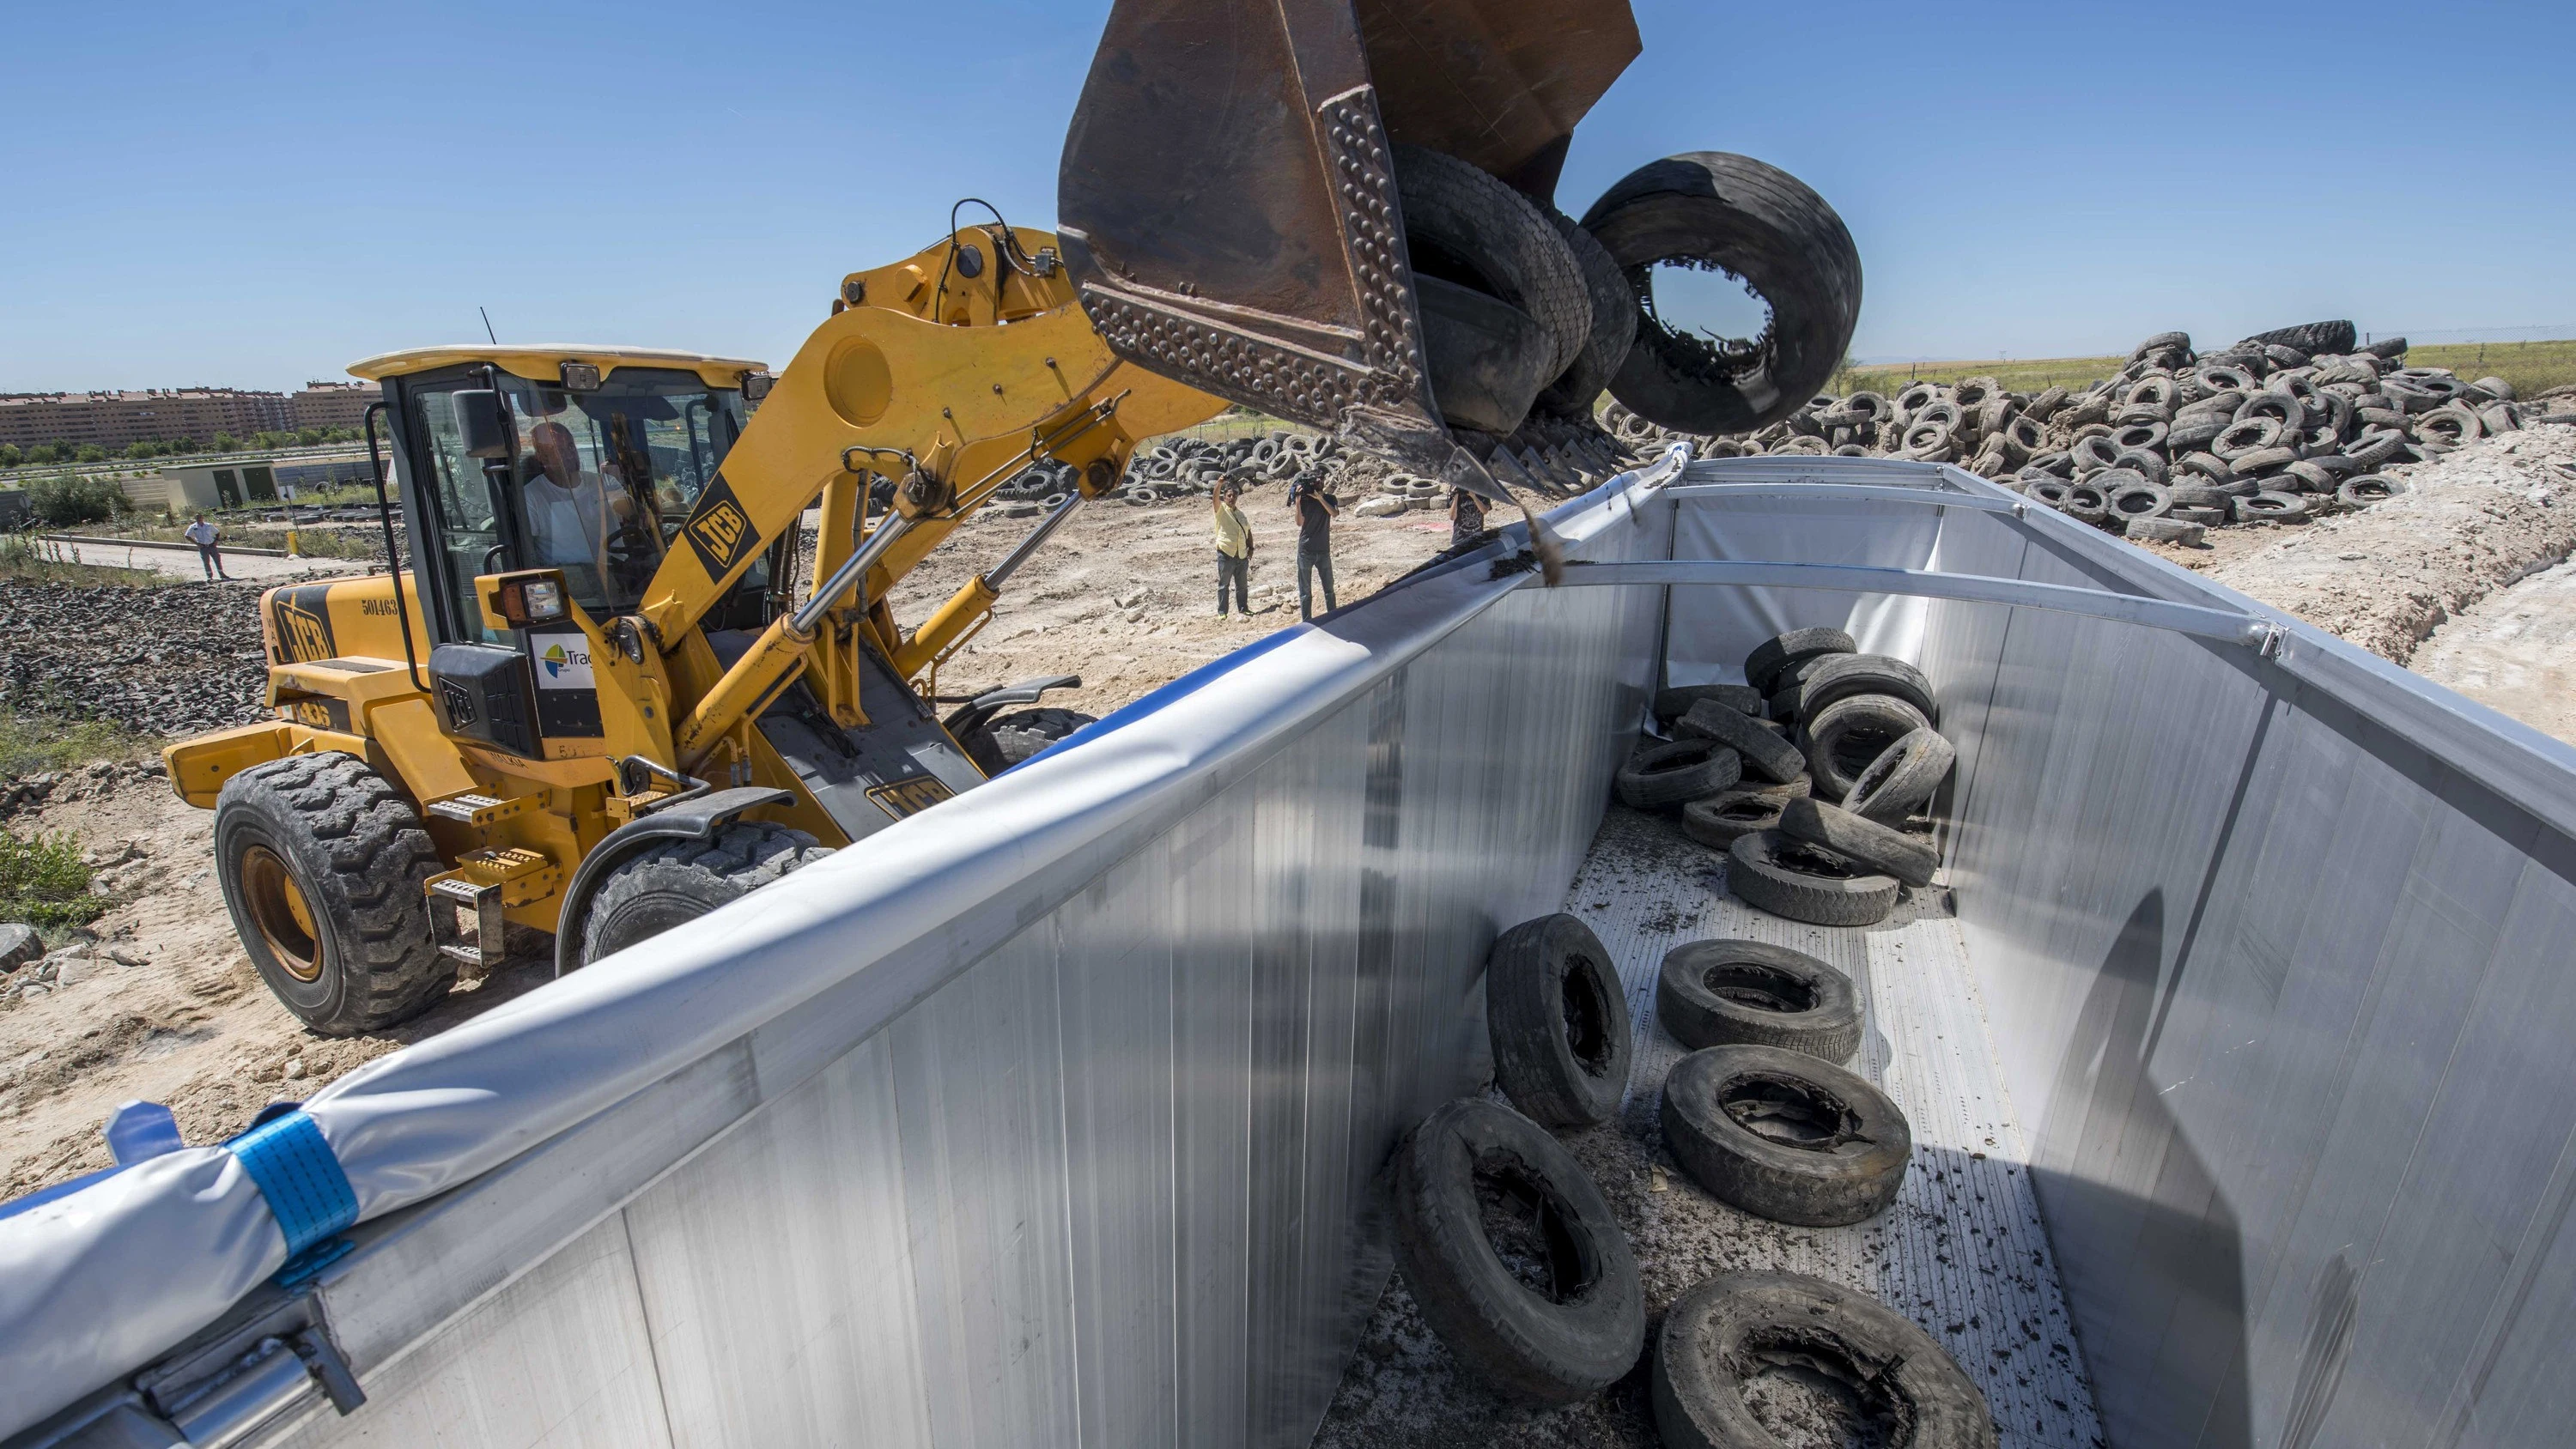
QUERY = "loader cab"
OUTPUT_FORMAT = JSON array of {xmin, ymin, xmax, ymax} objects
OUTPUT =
[{"xmin": 353, "ymin": 347, "xmax": 775, "ymax": 649}]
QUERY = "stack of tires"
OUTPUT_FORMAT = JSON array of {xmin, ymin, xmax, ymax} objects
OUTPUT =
[
  {"xmin": 1621, "ymin": 627, "xmax": 1957, "ymax": 929},
  {"xmin": 1609, "ymin": 324, "xmax": 2571, "ymax": 548},
  {"xmin": 1386, "ymin": 912, "xmax": 1993, "ymax": 1445}
]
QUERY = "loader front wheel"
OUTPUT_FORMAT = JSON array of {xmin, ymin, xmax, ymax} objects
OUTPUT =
[
  {"xmin": 215, "ymin": 752, "xmax": 451, "ymax": 1035},
  {"xmin": 579, "ymin": 822, "xmax": 832, "ymax": 967}
]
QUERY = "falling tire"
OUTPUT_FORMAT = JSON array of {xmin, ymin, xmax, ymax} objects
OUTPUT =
[{"xmin": 1580, "ymin": 152, "xmax": 1862, "ymax": 436}]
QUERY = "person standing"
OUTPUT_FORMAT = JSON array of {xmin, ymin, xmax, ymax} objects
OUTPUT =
[
  {"xmin": 1212, "ymin": 481, "xmax": 1252, "ymax": 616},
  {"xmin": 184, "ymin": 513, "xmax": 231, "ymax": 581},
  {"xmin": 1288, "ymin": 471, "xmax": 1339, "ymax": 620},
  {"xmin": 1448, "ymin": 486, "xmax": 1487, "ymax": 549}
]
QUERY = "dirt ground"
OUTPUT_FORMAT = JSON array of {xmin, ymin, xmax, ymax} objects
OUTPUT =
[
  {"xmin": 884, "ymin": 488, "xmax": 1469, "ymax": 719},
  {"xmin": 0, "ymin": 494, "xmax": 1468, "ymax": 1194},
  {"xmin": 2132, "ymin": 425, "xmax": 2576, "ymax": 670}
]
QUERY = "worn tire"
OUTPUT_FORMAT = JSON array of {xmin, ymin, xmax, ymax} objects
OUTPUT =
[
  {"xmin": 1394, "ymin": 145, "xmax": 1590, "ymax": 384},
  {"xmin": 1801, "ymin": 693, "xmax": 1931, "ymax": 802},
  {"xmin": 1727, "ymin": 830, "xmax": 1899, "ymax": 927},
  {"xmin": 1743, "ymin": 627, "xmax": 1856, "ymax": 693},
  {"xmin": 1534, "ymin": 209, "xmax": 1641, "ymax": 417},
  {"xmin": 2235, "ymin": 490, "xmax": 2312, "ymax": 524},
  {"xmin": 1655, "ymin": 1273, "xmax": 1995, "ymax": 1449},
  {"xmin": 1582, "ymin": 152, "xmax": 1862, "ymax": 436},
  {"xmin": 1389, "ymin": 1098, "xmax": 1647, "ymax": 1405},
  {"xmin": 1779, "ymin": 797, "xmax": 1939, "ymax": 889},
  {"xmin": 1796, "ymin": 652, "xmax": 1938, "ymax": 725},
  {"xmin": 1618, "ymin": 738, "xmax": 1742, "ymax": 809},
  {"xmin": 214, "ymin": 752, "xmax": 450, "ymax": 1035},
  {"xmin": 1654, "ymin": 682, "xmax": 1765, "ymax": 723},
  {"xmin": 2238, "ymin": 319, "xmax": 2357, "ymax": 357},
  {"xmin": 1844, "ymin": 726, "xmax": 1955, "ymax": 825},
  {"xmin": 1657, "ymin": 940, "xmax": 1860, "ymax": 1062},
  {"xmin": 1679, "ymin": 699, "xmax": 1807, "ymax": 785},
  {"xmin": 1661, "ymin": 1044, "xmax": 1911, "ymax": 1226},
  {"xmin": 1680, "ymin": 779, "xmax": 1811, "ymax": 847},
  {"xmin": 1487, "ymin": 913, "xmax": 1633, "ymax": 1127},
  {"xmin": 581, "ymin": 822, "xmax": 833, "ymax": 965}
]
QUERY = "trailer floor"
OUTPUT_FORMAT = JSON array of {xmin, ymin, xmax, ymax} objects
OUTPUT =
[{"xmin": 1315, "ymin": 805, "xmax": 2107, "ymax": 1449}]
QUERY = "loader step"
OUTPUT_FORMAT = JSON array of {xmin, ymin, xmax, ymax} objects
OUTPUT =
[{"xmin": 426, "ymin": 791, "xmax": 541, "ymax": 828}]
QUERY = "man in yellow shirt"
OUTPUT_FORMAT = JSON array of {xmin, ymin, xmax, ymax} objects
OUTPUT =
[{"xmin": 1213, "ymin": 481, "xmax": 1252, "ymax": 616}]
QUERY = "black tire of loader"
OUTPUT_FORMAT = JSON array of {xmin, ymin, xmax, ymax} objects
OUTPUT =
[
  {"xmin": 214, "ymin": 751, "xmax": 451, "ymax": 1035},
  {"xmin": 1581, "ymin": 152, "xmax": 1863, "ymax": 437},
  {"xmin": 1389, "ymin": 1097, "xmax": 1648, "ymax": 1406},
  {"xmin": 580, "ymin": 822, "xmax": 834, "ymax": 966},
  {"xmin": 983, "ymin": 706, "xmax": 1098, "ymax": 770}
]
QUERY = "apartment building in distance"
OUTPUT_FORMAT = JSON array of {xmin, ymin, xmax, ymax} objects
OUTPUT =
[
  {"xmin": 290, "ymin": 380, "xmax": 382, "ymax": 433},
  {"xmin": 0, "ymin": 387, "xmax": 293, "ymax": 452}
]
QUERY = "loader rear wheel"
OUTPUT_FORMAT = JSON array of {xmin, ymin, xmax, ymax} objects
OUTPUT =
[
  {"xmin": 580, "ymin": 822, "xmax": 833, "ymax": 967},
  {"xmin": 215, "ymin": 752, "xmax": 449, "ymax": 1035},
  {"xmin": 964, "ymin": 706, "xmax": 1098, "ymax": 775}
]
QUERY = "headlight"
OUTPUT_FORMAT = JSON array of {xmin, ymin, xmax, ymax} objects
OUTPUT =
[{"xmin": 522, "ymin": 579, "xmax": 566, "ymax": 621}]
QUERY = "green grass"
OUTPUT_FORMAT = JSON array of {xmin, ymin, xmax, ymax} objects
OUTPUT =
[
  {"xmin": 0, "ymin": 535, "xmax": 168, "ymax": 587},
  {"xmin": 1833, "ymin": 356, "xmax": 2125, "ymax": 398},
  {"xmin": 0, "ymin": 712, "xmax": 156, "ymax": 781},
  {"xmin": 0, "ymin": 828, "xmax": 106, "ymax": 930},
  {"xmin": 2404, "ymin": 340, "xmax": 2576, "ymax": 401},
  {"xmin": 1832, "ymin": 338, "xmax": 2576, "ymax": 403}
]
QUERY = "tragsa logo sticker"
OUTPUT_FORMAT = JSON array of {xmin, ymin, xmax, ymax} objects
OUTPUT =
[{"xmin": 530, "ymin": 633, "xmax": 596, "ymax": 689}]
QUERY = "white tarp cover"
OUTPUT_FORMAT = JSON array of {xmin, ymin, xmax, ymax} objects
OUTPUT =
[
  {"xmin": 0, "ymin": 450, "xmax": 1688, "ymax": 1437},
  {"xmin": 1661, "ymin": 482, "xmax": 1941, "ymax": 687}
]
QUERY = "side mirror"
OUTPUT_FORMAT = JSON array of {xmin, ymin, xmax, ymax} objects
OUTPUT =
[{"xmin": 454, "ymin": 390, "xmax": 513, "ymax": 460}]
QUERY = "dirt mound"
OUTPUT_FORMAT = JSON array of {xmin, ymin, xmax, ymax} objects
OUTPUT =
[{"xmin": 2189, "ymin": 427, "xmax": 2576, "ymax": 664}]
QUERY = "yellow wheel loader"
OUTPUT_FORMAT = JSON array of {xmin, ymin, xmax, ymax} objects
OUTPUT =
[{"xmin": 164, "ymin": 0, "xmax": 1862, "ymax": 1033}]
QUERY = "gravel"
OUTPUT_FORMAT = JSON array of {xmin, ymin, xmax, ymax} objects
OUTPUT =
[{"xmin": 0, "ymin": 580, "xmax": 274, "ymax": 737}]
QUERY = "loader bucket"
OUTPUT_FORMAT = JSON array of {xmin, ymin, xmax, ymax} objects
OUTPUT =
[{"xmin": 1058, "ymin": 0, "xmax": 1638, "ymax": 481}]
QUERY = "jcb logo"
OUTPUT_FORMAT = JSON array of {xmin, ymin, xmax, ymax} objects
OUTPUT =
[
  {"xmin": 270, "ymin": 588, "xmax": 337, "ymax": 664},
  {"xmin": 867, "ymin": 776, "xmax": 954, "ymax": 821},
  {"xmin": 680, "ymin": 474, "xmax": 762, "ymax": 579}
]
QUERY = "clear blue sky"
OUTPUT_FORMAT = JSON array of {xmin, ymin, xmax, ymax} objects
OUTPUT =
[{"xmin": 3, "ymin": 0, "xmax": 2570, "ymax": 392}]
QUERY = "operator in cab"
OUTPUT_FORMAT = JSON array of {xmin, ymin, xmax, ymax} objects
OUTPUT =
[{"xmin": 522, "ymin": 420, "xmax": 635, "ymax": 604}]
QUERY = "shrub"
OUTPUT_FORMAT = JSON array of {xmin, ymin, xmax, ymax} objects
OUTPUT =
[
  {"xmin": 0, "ymin": 828, "xmax": 106, "ymax": 929},
  {"xmin": 27, "ymin": 472, "xmax": 128, "ymax": 527}
]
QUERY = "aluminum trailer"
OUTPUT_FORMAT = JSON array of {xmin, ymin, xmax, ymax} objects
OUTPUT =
[{"xmin": 9, "ymin": 446, "xmax": 2576, "ymax": 1449}]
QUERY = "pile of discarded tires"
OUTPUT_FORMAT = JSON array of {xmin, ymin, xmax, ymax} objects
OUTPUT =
[
  {"xmin": 987, "ymin": 430, "xmax": 1349, "ymax": 517},
  {"xmin": 1607, "ymin": 321, "xmax": 2573, "ymax": 546},
  {"xmin": 1387, "ymin": 912, "xmax": 1992, "ymax": 1444},
  {"xmin": 1614, "ymin": 627, "xmax": 1955, "ymax": 928}
]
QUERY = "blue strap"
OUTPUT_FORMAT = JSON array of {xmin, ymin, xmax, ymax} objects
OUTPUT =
[{"xmin": 230, "ymin": 1110, "xmax": 358, "ymax": 1286}]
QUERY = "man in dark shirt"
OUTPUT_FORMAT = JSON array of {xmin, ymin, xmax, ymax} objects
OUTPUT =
[{"xmin": 1287, "ymin": 472, "xmax": 1340, "ymax": 620}]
